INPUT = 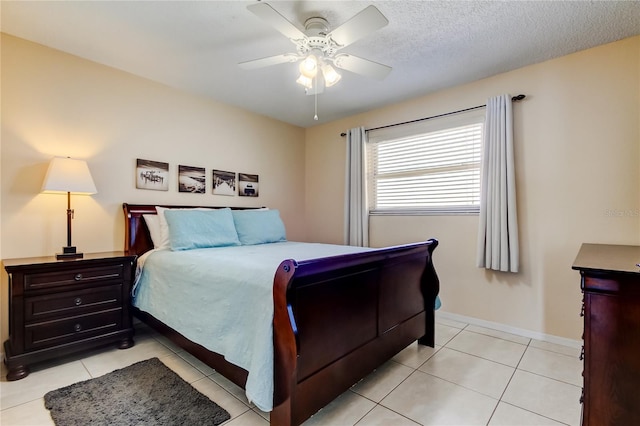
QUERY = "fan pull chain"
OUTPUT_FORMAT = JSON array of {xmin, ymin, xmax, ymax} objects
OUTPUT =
[
  {"xmin": 314, "ymin": 74, "xmax": 319, "ymax": 121},
  {"xmin": 314, "ymin": 91, "xmax": 318, "ymax": 121}
]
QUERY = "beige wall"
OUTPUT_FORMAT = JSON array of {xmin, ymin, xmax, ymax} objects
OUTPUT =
[
  {"xmin": 1, "ymin": 34, "xmax": 306, "ymax": 345},
  {"xmin": 2, "ymin": 33, "xmax": 639, "ymax": 348},
  {"xmin": 305, "ymin": 36, "xmax": 640, "ymax": 340}
]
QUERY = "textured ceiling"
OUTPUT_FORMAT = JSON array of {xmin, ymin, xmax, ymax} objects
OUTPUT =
[{"xmin": 2, "ymin": 1, "xmax": 640, "ymax": 128}]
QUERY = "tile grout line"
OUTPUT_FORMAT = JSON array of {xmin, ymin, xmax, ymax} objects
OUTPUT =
[
  {"xmin": 349, "ymin": 328, "xmax": 458, "ymax": 426},
  {"xmin": 484, "ymin": 337, "xmax": 532, "ymax": 424},
  {"xmin": 494, "ymin": 401, "xmax": 574, "ymax": 426}
]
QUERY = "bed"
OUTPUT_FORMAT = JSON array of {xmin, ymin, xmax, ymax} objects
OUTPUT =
[{"xmin": 123, "ymin": 203, "xmax": 439, "ymax": 426}]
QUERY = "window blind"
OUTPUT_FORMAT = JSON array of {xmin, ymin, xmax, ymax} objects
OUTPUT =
[{"xmin": 367, "ymin": 116, "xmax": 483, "ymax": 215}]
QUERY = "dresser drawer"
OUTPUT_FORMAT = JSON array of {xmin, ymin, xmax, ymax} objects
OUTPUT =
[
  {"xmin": 24, "ymin": 309, "xmax": 122, "ymax": 351},
  {"xmin": 23, "ymin": 264, "xmax": 125, "ymax": 292},
  {"xmin": 24, "ymin": 285, "xmax": 122, "ymax": 322}
]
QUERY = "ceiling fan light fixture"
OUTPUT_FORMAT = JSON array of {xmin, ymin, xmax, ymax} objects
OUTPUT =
[
  {"xmin": 242, "ymin": 3, "xmax": 392, "ymax": 101},
  {"xmin": 321, "ymin": 63, "xmax": 341, "ymax": 87},
  {"xmin": 299, "ymin": 54, "xmax": 318, "ymax": 78}
]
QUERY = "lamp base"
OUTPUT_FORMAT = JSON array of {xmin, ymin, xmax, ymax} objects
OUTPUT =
[{"xmin": 56, "ymin": 246, "xmax": 83, "ymax": 260}]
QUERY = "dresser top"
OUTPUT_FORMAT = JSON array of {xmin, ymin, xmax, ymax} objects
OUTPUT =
[{"xmin": 572, "ymin": 243, "xmax": 640, "ymax": 274}]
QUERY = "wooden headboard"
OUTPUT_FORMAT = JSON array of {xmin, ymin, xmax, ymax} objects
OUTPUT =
[{"xmin": 122, "ymin": 203, "xmax": 261, "ymax": 257}]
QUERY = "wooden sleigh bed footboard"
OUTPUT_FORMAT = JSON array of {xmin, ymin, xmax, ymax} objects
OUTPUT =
[
  {"xmin": 123, "ymin": 203, "xmax": 439, "ymax": 426},
  {"xmin": 271, "ymin": 241, "xmax": 439, "ymax": 426}
]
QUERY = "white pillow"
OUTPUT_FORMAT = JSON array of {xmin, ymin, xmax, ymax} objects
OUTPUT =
[{"xmin": 143, "ymin": 214, "xmax": 162, "ymax": 249}]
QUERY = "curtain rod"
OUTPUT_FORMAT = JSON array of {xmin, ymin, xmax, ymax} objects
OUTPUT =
[{"xmin": 340, "ymin": 94, "xmax": 526, "ymax": 137}]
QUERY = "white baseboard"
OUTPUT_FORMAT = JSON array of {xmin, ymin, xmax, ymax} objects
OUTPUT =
[{"xmin": 436, "ymin": 310, "xmax": 582, "ymax": 349}]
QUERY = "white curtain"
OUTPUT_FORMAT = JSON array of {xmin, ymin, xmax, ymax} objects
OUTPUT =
[
  {"xmin": 344, "ymin": 126, "xmax": 369, "ymax": 247},
  {"xmin": 476, "ymin": 94, "xmax": 520, "ymax": 272}
]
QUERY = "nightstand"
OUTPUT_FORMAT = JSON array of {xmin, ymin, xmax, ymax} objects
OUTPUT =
[{"xmin": 3, "ymin": 252, "xmax": 136, "ymax": 380}]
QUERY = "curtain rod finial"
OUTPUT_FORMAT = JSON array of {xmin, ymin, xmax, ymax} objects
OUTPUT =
[{"xmin": 512, "ymin": 94, "xmax": 526, "ymax": 101}]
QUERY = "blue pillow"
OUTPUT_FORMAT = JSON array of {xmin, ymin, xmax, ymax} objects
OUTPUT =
[
  {"xmin": 164, "ymin": 208, "xmax": 240, "ymax": 250},
  {"xmin": 232, "ymin": 209, "xmax": 287, "ymax": 245}
]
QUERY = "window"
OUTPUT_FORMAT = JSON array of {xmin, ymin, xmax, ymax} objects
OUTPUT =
[{"xmin": 367, "ymin": 112, "xmax": 483, "ymax": 215}]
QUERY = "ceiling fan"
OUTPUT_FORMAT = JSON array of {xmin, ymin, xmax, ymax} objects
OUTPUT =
[{"xmin": 239, "ymin": 2, "xmax": 392, "ymax": 95}]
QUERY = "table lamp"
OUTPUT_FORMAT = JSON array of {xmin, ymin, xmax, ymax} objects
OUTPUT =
[{"xmin": 41, "ymin": 157, "xmax": 97, "ymax": 259}]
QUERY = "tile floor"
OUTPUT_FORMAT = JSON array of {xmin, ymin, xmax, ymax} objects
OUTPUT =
[{"xmin": 1, "ymin": 318, "xmax": 583, "ymax": 425}]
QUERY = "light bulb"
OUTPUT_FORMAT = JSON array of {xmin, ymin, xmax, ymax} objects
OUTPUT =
[{"xmin": 299, "ymin": 54, "xmax": 318, "ymax": 78}]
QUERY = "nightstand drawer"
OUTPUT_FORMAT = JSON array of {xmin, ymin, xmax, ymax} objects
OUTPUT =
[
  {"xmin": 24, "ymin": 264, "xmax": 124, "ymax": 292},
  {"xmin": 25, "ymin": 285, "xmax": 122, "ymax": 322},
  {"xmin": 25, "ymin": 308, "xmax": 122, "ymax": 350}
]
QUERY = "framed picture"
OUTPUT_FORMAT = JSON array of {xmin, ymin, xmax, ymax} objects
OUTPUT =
[
  {"xmin": 178, "ymin": 165, "xmax": 206, "ymax": 193},
  {"xmin": 238, "ymin": 173, "xmax": 259, "ymax": 197},
  {"xmin": 136, "ymin": 159, "xmax": 169, "ymax": 191},
  {"xmin": 212, "ymin": 169, "xmax": 236, "ymax": 196}
]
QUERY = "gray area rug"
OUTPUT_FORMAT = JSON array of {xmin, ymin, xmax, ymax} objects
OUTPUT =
[{"xmin": 44, "ymin": 357, "xmax": 231, "ymax": 425}]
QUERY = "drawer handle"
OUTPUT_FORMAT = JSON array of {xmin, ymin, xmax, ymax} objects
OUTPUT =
[
  {"xmin": 74, "ymin": 273, "xmax": 83, "ymax": 281},
  {"xmin": 579, "ymin": 346, "xmax": 585, "ymax": 361},
  {"xmin": 74, "ymin": 323, "xmax": 82, "ymax": 332},
  {"xmin": 74, "ymin": 297, "xmax": 82, "ymax": 306},
  {"xmin": 580, "ymin": 303, "xmax": 585, "ymax": 317}
]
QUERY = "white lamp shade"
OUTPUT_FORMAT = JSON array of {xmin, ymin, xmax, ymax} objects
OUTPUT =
[
  {"xmin": 296, "ymin": 74, "xmax": 313, "ymax": 89},
  {"xmin": 321, "ymin": 63, "xmax": 342, "ymax": 87},
  {"xmin": 41, "ymin": 157, "xmax": 97, "ymax": 195}
]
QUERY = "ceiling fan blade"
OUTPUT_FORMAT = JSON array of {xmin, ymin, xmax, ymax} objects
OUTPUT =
[
  {"xmin": 239, "ymin": 54, "xmax": 298, "ymax": 70},
  {"xmin": 327, "ymin": 5, "xmax": 388, "ymax": 48},
  {"xmin": 333, "ymin": 54, "xmax": 391, "ymax": 80},
  {"xmin": 247, "ymin": 3, "xmax": 306, "ymax": 40}
]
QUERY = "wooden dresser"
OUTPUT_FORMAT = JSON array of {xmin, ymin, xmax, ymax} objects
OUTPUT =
[
  {"xmin": 572, "ymin": 243, "xmax": 640, "ymax": 425},
  {"xmin": 3, "ymin": 252, "xmax": 136, "ymax": 380}
]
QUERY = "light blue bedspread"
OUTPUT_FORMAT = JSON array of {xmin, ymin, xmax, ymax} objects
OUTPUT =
[{"xmin": 132, "ymin": 242, "xmax": 373, "ymax": 411}]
